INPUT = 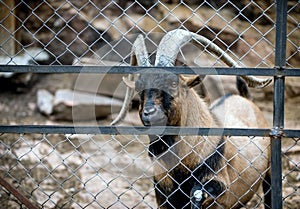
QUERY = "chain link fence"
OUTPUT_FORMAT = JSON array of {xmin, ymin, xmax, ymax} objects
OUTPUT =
[
  {"xmin": 0, "ymin": 0, "xmax": 299, "ymax": 208},
  {"xmin": 0, "ymin": 132, "xmax": 156, "ymax": 208}
]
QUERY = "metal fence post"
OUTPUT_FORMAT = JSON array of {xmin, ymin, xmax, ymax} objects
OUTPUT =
[{"xmin": 272, "ymin": 0, "xmax": 288, "ymax": 208}]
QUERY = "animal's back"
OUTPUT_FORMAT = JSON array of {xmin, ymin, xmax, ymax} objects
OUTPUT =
[
  {"xmin": 207, "ymin": 94, "xmax": 270, "ymax": 208},
  {"xmin": 210, "ymin": 94, "xmax": 268, "ymax": 129}
]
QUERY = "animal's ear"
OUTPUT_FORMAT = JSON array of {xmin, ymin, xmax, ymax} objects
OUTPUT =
[
  {"xmin": 123, "ymin": 76, "xmax": 135, "ymax": 89},
  {"xmin": 183, "ymin": 75, "xmax": 205, "ymax": 88}
]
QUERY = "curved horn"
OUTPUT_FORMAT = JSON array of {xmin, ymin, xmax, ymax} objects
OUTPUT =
[
  {"xmin": 191, "ymin": 32, "xmax": 272, "ymax": 88},
  {"xmin": 111, "ymin": 34, "xmax": 152, "ymax": 125},
  {"xmin": 154, "ymin": 29, "xmax": 272, "ymax": 88},
  {"xmin": 130, "ymin": 34, "xmax": 152, "ymax": 67},
  {"xmin": 155, "ymin": 30, "xmax": 193, "ymax": 67}
]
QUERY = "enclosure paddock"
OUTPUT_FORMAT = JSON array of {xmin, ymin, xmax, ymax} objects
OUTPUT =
[{"xmin": 0, "ymin": 0, "xmax": 299, "ymax": 208}]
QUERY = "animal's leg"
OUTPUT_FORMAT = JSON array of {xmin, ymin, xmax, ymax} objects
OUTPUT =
[{"xmin": 262, "ymin": 172, "xmax": 271, "ymax": 209}]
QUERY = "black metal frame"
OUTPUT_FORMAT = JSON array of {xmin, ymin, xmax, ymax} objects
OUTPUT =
[
  {"xmin": 0, "ymin": 65, "xmax": 300, "ymax": 76},
  {"xmin": 0, "ymin": 0, "xmax": 297, "ymax": 208}
]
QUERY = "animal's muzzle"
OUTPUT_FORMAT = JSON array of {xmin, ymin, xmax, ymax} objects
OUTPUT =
[{"xmin": 141, "ymin": 104, "xmax": 167, "ymax": 126}]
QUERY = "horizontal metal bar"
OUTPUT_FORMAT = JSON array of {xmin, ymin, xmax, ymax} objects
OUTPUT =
[
  {"xmin": 0, "ymin": 125, "xmax": 272, "ymax": 136},
  {"xmin": 1, "ymin": 125, "xmax": 299, "ymax": 137},
  {"xmin": 282, "ymin": 130, "xmax": 300, "ymax": 138},
  {"xmin": 0, "ymin": 65, "xmax": 300, "ymax": 76}
]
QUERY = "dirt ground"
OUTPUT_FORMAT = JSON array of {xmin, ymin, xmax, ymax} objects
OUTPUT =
[{"xmin": 0, "ymin": 72, "xmax": 299, "ymax": 208}]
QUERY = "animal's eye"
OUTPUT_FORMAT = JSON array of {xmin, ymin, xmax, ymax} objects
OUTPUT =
[
  {"xmin": 135, "ymin": 86, "xmax": 141, "ymax": 93},
  {"xmin": 167, "ymin": 74, "xmax": 179, "ymax": 88},
  {"xmin": 135, "ymin": 86, "xmax": 140, "ymax": 93},
  {"xmin": 171, "ymin": 81, "xmax": 178, "ymax": 88}
]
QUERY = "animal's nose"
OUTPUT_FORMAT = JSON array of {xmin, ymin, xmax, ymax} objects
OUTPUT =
[
  {"xmin": 142, "ymin": 105, "xmax": 158, "ymax": 124},
  {"xmin": 143, "ymin": 106, "xmax": 156, "ymax": 116},
  {"xmin": 141, "ymin": 104, "xmax": 167, "ymax": 126}
]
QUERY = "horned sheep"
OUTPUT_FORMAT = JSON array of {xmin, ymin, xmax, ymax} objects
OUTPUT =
[{"xmin": 112, "ymin": 29, "xmax": 272, "ymax": 209}]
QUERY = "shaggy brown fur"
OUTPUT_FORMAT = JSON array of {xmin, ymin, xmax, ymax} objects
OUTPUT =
[
  {"xmin": 138, "ymin": 75, "xmax": 271, "ymax": 209},
  {"xmin": 115, "ymin": 29, "xmax": 272, "ymax": 209}
]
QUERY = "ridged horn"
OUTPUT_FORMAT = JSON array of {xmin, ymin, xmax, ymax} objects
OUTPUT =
[
  {"xmin": 154, "ymin": 29, "xmax": 272, "ymax": 88},
  {"xmin": 155, "ymin": 29, "xmax": 193, "ymax": 67},
  {"xmin": 111, "ymin": 34, "xmax": 152, "ymax": 125}
]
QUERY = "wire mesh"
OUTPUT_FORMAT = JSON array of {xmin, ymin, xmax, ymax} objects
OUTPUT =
[
  {"xmin": 0, "ymin": 133, "xmax": 274, "ymax": 208},
  {"xmin": 0, "ymin": 133, "xmax": 155, "ymax": 208},
  {"xmin": 0, "ymin": 0, "xmax": 299, "ymax": 209},
  {"xmin": 0, "ymin": 0, "xmax": 297, "ymax": 68},
  {"xmin": 282, "ymin": 137, "xmax": 300, "ymax": 209},
  {"xmin": 0, "ymin": 0, "xmax": 282, "ymax": 67}
]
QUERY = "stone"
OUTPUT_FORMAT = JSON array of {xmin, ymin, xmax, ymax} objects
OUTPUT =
[
  {"xmin": 51, "ymin": 89, "xmax": 123, "ymax": 121},
  {"xmin": 37, "ymin": 89, "xmax": 54, "ymax": 115}
]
